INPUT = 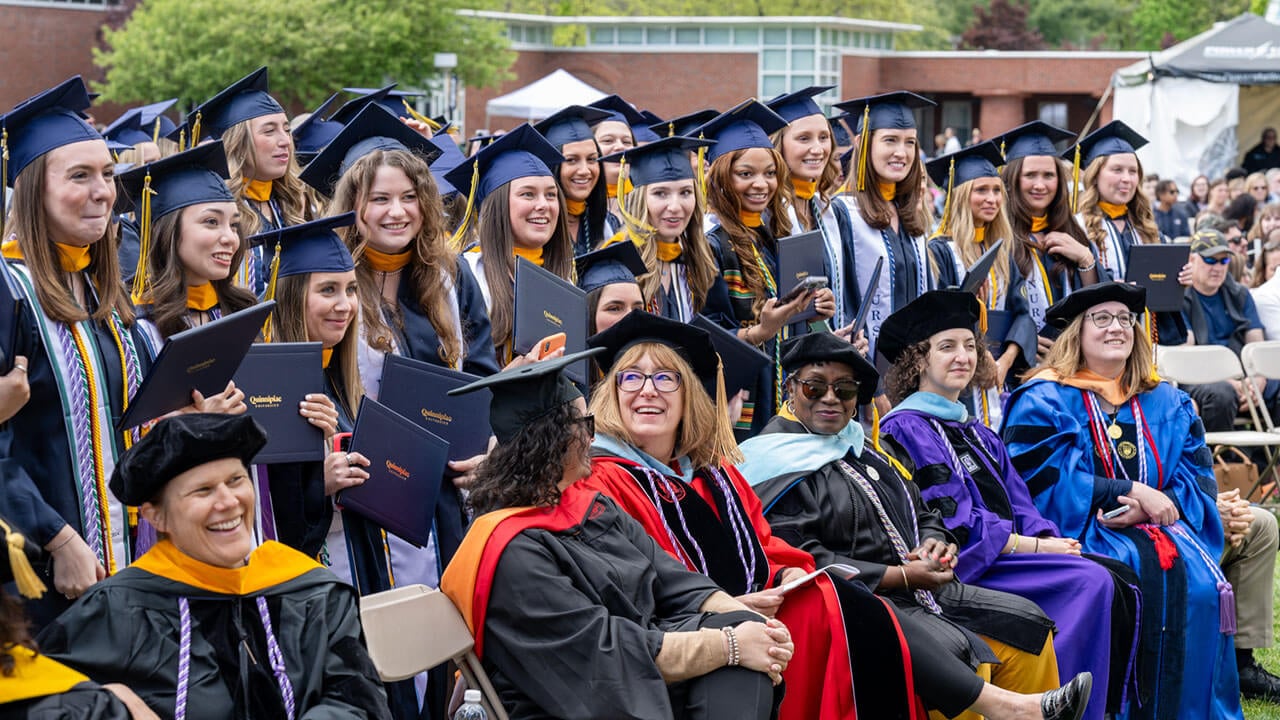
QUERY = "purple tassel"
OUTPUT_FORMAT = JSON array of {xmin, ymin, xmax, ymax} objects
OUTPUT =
[
  {"xmin": 1219, "ymin": 581, "xmax": 1237, "ymax": 635},
  {"xmin": 135, "ymin": 517, "xmax": 158, "ymax": 557}
]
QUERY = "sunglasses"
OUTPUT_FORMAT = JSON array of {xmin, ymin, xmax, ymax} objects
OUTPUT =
[
  {"xmin": 1200, "ymin": 255, "xmax": 1232, "ymax": 265},
  {"xmin": 794, "ymin": 378, "xmax": 859, "ymax": 401}
]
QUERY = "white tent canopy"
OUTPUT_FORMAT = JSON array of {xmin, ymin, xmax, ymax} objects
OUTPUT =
[
  {"xmin": 485, "ymin": 69, "xmax": 607, "ymax": 123},
  {"xmin": 1113, "ymin": 13, "xmax": 1280, "ymax": 190}
]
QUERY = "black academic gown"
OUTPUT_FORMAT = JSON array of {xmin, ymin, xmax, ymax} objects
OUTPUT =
[
  {"xmin": 36, "ymin": 541, "xmax": 390, "ymax": 720},
  {"xmin": 482, "ymin": 493, "xmax": 771, "ymax": 720}
]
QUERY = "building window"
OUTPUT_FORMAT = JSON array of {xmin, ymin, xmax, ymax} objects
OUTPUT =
[
  {"xmin": 733, "ymin": 27, "xmax": 759, "ymax": 45},
  {"xmin": 618, "ymin": 26, "xmax": 644, "ymax": 44},
  {"xmin": 591, "ymin": 27, "xmax": 615, "ymax": 44},
  {"xmin": 1038, "ymin": 102, "xmax": 1069, "ymax": 129},
  {"xmin": 763, "ymin": 27, "xmax": 788, "ymax": 45},
  {"xmin": 676, "ymin": 27, "xmax": 701, "ymax": 44},
  {"xmin": 706, "ymin": 27, "xmax": 732, "ymax": 45}
]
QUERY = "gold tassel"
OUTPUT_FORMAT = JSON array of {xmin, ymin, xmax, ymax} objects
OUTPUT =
[
  {"xmin": 177, "ymin": 129, "xmax": 186, "ymax": 153},
  {"xmin": 614, "ymin": 157, "xmax": 654, "ymax": 237},
  {"xmin": 402, "ymin": 99, "xmax": 441, "ymax": 131},
  {"xmin": 713, "ymin": 357, "xmax": 744, "ymax": 466},
  {"xmin": 1071, "ymin": 145, "xmax": 1081, "ymax": 214},
  {"xmin": 152, "ymin": 116, "xmax": 162, "ymax": 144},
  {"xmin": 695, "ymin": 131, "xmax": 709, "ymax": 202},
  {"xmin": 1, "ymin": 128, "xmax": 7, "ymax": 240},
  {"xmin": 130, "ymin": 172, "xmax": 156, "ymax": 304},
  {"xmin": 932, "ymin": 158, "xmax": 956, "ymax": 238},
  {"xmin": 666, "ymin": 121, "xmax": 675, "ymax": 138},
  {"xmin": 447, "ymin": 161, "xmax": 481, "ymax": 251},
  {"xmin": 262, "ymin": 240, "xmax": 283, "ymax": 341},
  {"xmin": 855, "ymin": 105, "xmax": 871, "ymax": 192},
  {"xmin": 189, "ymin": 112, "xmax": 202, "ymax": 149},
  {"xmin": 1, "ymin": 518, "xmax": 46, "ymax": 599}
]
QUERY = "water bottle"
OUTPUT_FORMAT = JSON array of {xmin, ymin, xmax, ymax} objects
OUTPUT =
[{"xmin": 453, "ymin": 689, "xmax": 488, "ymax": 720}]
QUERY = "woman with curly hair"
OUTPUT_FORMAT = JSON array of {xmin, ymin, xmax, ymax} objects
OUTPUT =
[
  {"xmin": 699, "ymin": 101, "xmax": 836, "ymax": 437},
  {"xmin": 1003, "ymin": 282, "xmax": 1243, "ymax": 720},
  {"xmin": 879, "ymin": 290, "xmax": 1137, "ymax": 720},
  {"xmin": 442, "ymin": 350, "xmax": 789, "ymax": 720}
]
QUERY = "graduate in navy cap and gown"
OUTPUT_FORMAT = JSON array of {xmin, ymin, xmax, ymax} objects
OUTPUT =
[
  {"xmin": 442, "ymin": 348, "xmax": 789, "ymax": 720},
  {"xmin": 601, "ymin": 136, "xmax": 736, "ymax": 328},
  {"xmin": 1003, "ymin": 282, "xmax": 1243, "ymax": 720},
  {"xmin": 102, "ymin": 99, "xmax": 179, "ymax": 165},
  {"xmin": 534, "ymin": 105, "xmax": 618, "ymax": 255},
  {"xmin": 446, "ymin": 125, "xmax": 574, "ymax": 366},
  {"xmin": 879, "ymin": 290, "xmax": 1139, "ymax": 719},
  {"xmin": 832, "ymin": 91, "xmax": 937, "ymax": 361},
  {"xmin": 0, "ymin": 76, "xmax": 151, "ymax": 627},
  {"xmin": 767, "ymin": 86, "xmax": 859, "ymax": 328},
  {"xmin": 588, "ymin": 94, "xmax": 662, "ymax": 215},
  {"xmin": 992, "ymin": 121, "xmax": 1101, "ymax": 357},
  {"xmin": 926, "ymin": 141, "xmax": 1036, "ymax": 427},
  {"xmin": 698, "ymin": 100, "xmax": 837, "ymax": 439},
  {"xmin": 183, "ymin": 67, "xmax": 313, "ymax": 295}
]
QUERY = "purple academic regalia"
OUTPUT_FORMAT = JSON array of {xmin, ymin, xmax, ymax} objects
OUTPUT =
[{"xmin": 883, "ymin": 405, "xmax": 1133, "ymax": 720}]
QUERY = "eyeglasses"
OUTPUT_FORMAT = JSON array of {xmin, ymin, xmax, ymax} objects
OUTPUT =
[
  {"xmin": 616, "ymin": 370, "xmax": 682, "ymax": 393},
  {"xmin": 794, "ymin": 378, "xmax": 860, "ymax": 401},
  {"xmin": 1201, "ymin": 255, "xmax": 1232, "ymax": 265},
  {"xmin": 572, "ymin": 414, "xmax": 596, "ymax": 436},
  {"xmin": 1086, "ymin": 310, "xmax": 1139, "ymax": 329}
]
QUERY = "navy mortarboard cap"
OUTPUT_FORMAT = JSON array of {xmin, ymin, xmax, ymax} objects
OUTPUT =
[
  {"xmin": 651, "ymin": 109, "xmax": 719, "ymax": 139},
  {"xmin": 639, "ymin": 109, "xmax": 663, "ymax": 125},
  {"xmin": 139, "ymin": 100, "xmax": 179, "ymax": 139},
  {"xmin": 110, "ymin": 413, "xmax": 268, "ymax": 506},
  {"xmin": 834, "ymin": 91, "xmax": 934, "ymax": 134},
  {"xmin": 189, "ymin": 67, "xmax": 285, "ymax": 141},
  {"xmin": 587, "ymin": 310, "xmax": 719, "ymax": 396},
  {"xmin": 444, "ymin": 124, "xmax": 563, "ymax": 207},
  {"xmin": 575, "ymin": 241, "xmax": 647, "ymax": 294},
  {"xmin": 830, "ymin": 114, "xmax": 852, "ymax": 147},
  {"xmin": 292, "ymin": 93, "xmax": 344, "ymax": 165},
  {"xmin": 332, "ymin": 85, "xmax": 398, "ymax": 125},
  {"xmin": 1065, "ymin": 119, "xmax": 1148, "ymax": 168},
  {"xmin": 693, "ymin": 100, "xmax": 788, "ymax": 165},
  {"xmin": 251, "ymin": 212, "xmax": 357, "ymax": 288},
  {"xmin": 765, "ymin": 85, "xmax": 835, "ymax": 123},
  {"xmin": 1, "ymin": 76, "xmax": 102, "ymax": 187},
  {"xmin": 601, "ymin": 135, "xmax": 713, "ymax": 187},
  {"xmin": 299, "ymin": 104, "xmax": 443, "ymax": 198},
  {"xmin": 104, "ymin": 98, "xmax": 179, "ymax": 147},
  {"xmin": 588, "ymin": 95, "xmax": 661, "ymax": 143},
  {"xmin": 780, "ymin": 332, "xmax": 877, "ymax": 405},
  {"xmin": 1044, "ymin": 281, "xmax": 1145, "ymax": 329},
  {"xmin": 877, "ymin": 290, "xmax": 982, "ymax": 364},
  {"xmin": 467, "ymin": 134, "xmax": 502, "ymax": 152},
  {"xmin": 993, "ymin": 120, "xmax": 1074, "ymax": 162},
  {"xmin": 117, "ymin": 141, "xmax": 234, "ymax": 220},
  {"xmin": 448, "ymin": 349, "xmax": 605, "ymax": 444},
  {"xmin": 926, "ymin": 141, "xmax": 1005, "ymax": 192},
  {"xmin": 429, "ymin": 134, "xmax": 467, "ymax": 197},
  {"xmin": 342, "ymin": 86, "xmax": 427, "ymax": 122},
  {"xmin": 533, "ymin": 105, "xmax": 612, "ymax": 151}
]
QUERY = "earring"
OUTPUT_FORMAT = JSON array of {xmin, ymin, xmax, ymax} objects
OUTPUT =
[{"xmin": 785, "ymin": 398, "xmax": 795, "ymax": 414}]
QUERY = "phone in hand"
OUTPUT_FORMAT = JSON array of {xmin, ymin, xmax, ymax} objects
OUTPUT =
[
  {"xmin": 333, "ymin": 432, "xmax": 352, "ymax": 454},
  {"xmin": 1101, "ymin": 505, "xmax": 1131, "ymax": 520},
  {"xmin": 778, "ymin": 275, "xmax": 828, "ymax": 305},
  {"xmin": 536, "ymin": 332, "xmax": 566, "ymax": 360}
]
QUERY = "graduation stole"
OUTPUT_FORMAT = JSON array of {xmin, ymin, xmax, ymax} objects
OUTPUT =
[
  {"xmin": 5, "ymin": 259, "xmax": 142, "ymax": 573},
  {"xmin": 620, "ymin": 462, "xmax": 769, "ymax": 595}
]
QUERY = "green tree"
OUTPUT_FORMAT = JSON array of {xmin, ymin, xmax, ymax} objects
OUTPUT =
[
  {"xmin": 93, "ymin": 0, "xmax": 513, "ymax": 109},
  {"xmin": 1129, "ymin": 0, "xmax": 1251, "ymax": 50}
]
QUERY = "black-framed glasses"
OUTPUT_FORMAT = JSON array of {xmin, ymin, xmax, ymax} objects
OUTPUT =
[
  {"xmin": 616, "ymin": 370, "xmax": 682, "ymax": 393},
  {"xmin": 795, "ymin": 378, "xmax": 859, "ymax": 401},
  {"xmin": 572, "ymin": 414, "xmax": 596, "ymax": 436},
  {"xmin": 1085, "ymin": 310, "xmax": 1139, "ymax": 329}
]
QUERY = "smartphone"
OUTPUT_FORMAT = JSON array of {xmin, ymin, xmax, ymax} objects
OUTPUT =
[
  {"xmin": 536, "ymin": 332, "xmax": 566, "ymax": 360},
  {"xmin": 778, "ymin": 275, "xmax": 828, "ymax": 304},
  {"xmin": 333, "ymin": 432, "xmax": 352, "ymax": 454},
  {"xmin": 1101, "ymin": 505, "xmax": 1131, "ymax": 520}
]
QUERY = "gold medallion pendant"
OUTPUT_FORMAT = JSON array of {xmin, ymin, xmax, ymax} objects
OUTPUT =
[
  {"xmin": 1117, "ymin": 441, "xmax": 1138, "ymax": 460},
  {"xmin": 1107, "ymin": 423, "xmax": 1123, "ymax": 440}
]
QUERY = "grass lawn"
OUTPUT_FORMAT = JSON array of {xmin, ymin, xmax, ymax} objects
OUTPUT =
[{"xmin": 1240, "ymin": 552, "xmax": 1280, "ymax": 719}]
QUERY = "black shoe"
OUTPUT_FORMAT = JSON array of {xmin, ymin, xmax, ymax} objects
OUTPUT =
[
  {"xmin": 1041, "ymin": 672, "xmax": 1092, "ymax": 720},
  {"xmin": 1239, "ymin": 660, "xmax": 1280, "ymax": 701}
]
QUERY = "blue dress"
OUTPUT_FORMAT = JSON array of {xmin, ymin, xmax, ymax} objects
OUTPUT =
[{"xmin": 1002, "ymin": 379, "xmax": 1243, "ymax": 720}]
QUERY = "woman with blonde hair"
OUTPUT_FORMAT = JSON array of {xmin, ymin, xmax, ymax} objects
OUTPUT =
[
  {"xmin": 1070, "ymin": 121, "xmax": 1160, "ymax": 282},
  {"xmin": 184, "ymin": 68, "xmax": 313, "ymax": 296},
  {"xmin": 926, "ymin": 142, "xmax": 1035, "ymax": 427}
]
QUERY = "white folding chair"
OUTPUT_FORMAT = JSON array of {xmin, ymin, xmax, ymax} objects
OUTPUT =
[
  {"xmin": 360, "ymin": 584, "xmax": 509, "ymax": 720},
  {"xmin": 1158, "ymin": 345, "xmax": 1280, "ymax": 499}
]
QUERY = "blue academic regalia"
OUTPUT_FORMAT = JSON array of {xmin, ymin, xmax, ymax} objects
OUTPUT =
[
  {"xmin": 883, "ymin": 396, "xmax": 1136, "ymax": 718},
  {"xmin": 1002, "ymin": 379, "xmax": 1243, "ymax": 720}
]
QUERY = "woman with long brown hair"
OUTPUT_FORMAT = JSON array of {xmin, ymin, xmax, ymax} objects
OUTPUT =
[
  {"xmin": 700, "ymin": 101, "xmax": 836, "ymax": 438},
  {"xmin": 533, "ymin": 105, "xmax": 618, "ymax": 255},
  {"xmin": 994, "ymin": 122, "xmax": 1100, "ymax": 359},
  {"xmin": 184, "ymin": 68, "xmax": 313, "ymax": 296},
  {"xmin": 446, "ymin": 125, "xmax": 575, "ymax": 366},
  {"xmin": 0, "ymin": 77, "xmax": 148, "ymax": 627}
]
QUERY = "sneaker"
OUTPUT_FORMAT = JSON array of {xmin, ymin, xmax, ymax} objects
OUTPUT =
[{"xmin": 1041, "ymin": 672, "xmax": 1092, "ymax": 720}]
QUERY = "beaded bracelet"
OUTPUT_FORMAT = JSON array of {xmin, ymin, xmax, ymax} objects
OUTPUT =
[{"xmin": 723, "ymin": 626, "xmax": 741, "ymax": 667}]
